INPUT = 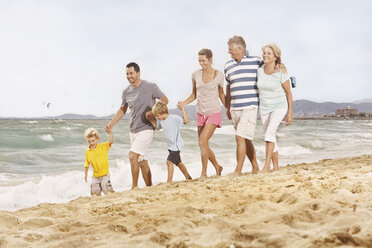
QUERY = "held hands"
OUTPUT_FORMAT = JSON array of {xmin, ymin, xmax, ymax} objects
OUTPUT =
[
  {"xmin": 145, "ymin": 111, "xmax": 155, "ymax": 121},
  {"xmin": 177, "ymin": 101, "xmax": 185, "ymax": 110},
  {"xmin": 286, "ymin": 113, "xmax": 292, "ymax": 126},
  {"xmin": 105, "ymin": 123, "xmax": 112, "ymax": 133},
  {"xmin": 105, "ymin": 126, "xmax": 112, "ymax": 134},
  {"xmin": 226, "ymin": 109, "xmax": 232, "ymax": 120}
]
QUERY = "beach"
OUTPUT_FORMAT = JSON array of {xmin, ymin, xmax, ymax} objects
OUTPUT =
[{"xmin": 1, "ymin": 154, "xmax": 371, "ymax": 248}]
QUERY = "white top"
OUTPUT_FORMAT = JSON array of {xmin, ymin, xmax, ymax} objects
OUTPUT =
[{"xmin": 257, "ymin": 65, "xmax": 290, "ymax": 115}]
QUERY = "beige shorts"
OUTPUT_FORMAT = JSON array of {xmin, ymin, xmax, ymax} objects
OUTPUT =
[
  {"xmin": 129, "ymin": 129, "xmax": 154, "ymax": 162},
  {"xmin": 91, "ymin": 174, "xmax": 114, "ymax": 196},
  {"xmin": 231, "ymin": 108, "xmax": 258, "ymax": 140}
]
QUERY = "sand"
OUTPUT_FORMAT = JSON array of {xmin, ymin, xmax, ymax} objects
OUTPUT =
[{"xmin": 1, "ymin": 155, "xmax": 372, "ymax": 248}]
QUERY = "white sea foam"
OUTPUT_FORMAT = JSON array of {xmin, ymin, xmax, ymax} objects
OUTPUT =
[
  {"xmin": 214, "ymin": 125, "xmax": 235, "ymax": 135},
  {"xmin": 62, "ymin": 126, "xmax": 72, "ymax": 130},
  {"xmin": 183, "ymin": 126, "xmax": 198, "ymax": 132},
  {"xmin": 309, "ymin": 140, "xmax": 324, "ymax": 149},
  {"xmin": 355, "ymin": 133, "xmax": 372, "ymax": 139},
  {"xmin": 279, "ymin": 145, "xmax": 313, "ymax": 156},
  {"xmin": 22, "ymin": 121, "xmax": 38, "ymax": 124},
  {"xmin": 0, "ymin": 171, "xmax": 88, "ymax": 211},
  {"xmin": 40, "ymin": 134, "xmax": 54, "ymax": 141},
  {"xmin": 337, "ymin": 120, "xmax": 354, "ymax": 124},
  {"xmin": 277, "ymin": 133, "xmax": 286, "ymax": 138}
]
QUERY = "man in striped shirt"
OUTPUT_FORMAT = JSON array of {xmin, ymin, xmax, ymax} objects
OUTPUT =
[{"xmin": 224, "ymin": 36, "xmax": 260, "ymax": 175}]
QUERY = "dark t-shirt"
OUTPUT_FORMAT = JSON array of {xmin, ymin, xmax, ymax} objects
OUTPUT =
[{"xmin": 121, "ymin": 80, "xmax": 164, "ymax": 133}]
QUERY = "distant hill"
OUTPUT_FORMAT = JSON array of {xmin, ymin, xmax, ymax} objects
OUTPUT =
[
  {"xmin": 293, "ymin": 100, "xmax": 372, "ymax": 117},
  {"xmin": 353, "ymin": 98, "xmax": 372, "ymax": 104},
  {"xmin": 1, "ymin": 100, "xmax": 372, "ymax": 119}
]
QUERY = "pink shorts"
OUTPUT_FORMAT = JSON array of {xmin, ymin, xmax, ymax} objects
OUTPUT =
[{"xmin": 197, "ymin": 111, "xmax": 222, "ymax": 128}]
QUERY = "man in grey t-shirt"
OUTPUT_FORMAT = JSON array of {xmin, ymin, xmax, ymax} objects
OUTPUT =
[{"xmin": 105, "ymin": 62, "xmax": 168, "ymax": 189}]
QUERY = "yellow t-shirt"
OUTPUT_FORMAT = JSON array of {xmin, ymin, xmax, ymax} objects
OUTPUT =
[{"xmin": 85, "ymin": 142, "xmax": 111, "ymax": 178}]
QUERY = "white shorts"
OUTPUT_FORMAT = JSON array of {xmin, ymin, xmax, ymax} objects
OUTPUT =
[
  {"xmin": 91, "ymin": 174, "xmax": 114, "ymax": 196},
  {"xmin": 231, "ymin": 108, "xmax": 258, "ymax": 140},
  {"xmin": 129, "ymin": 129, "xmax": 154, "ymax": 162},
  {"xmin": 261, "ymin": 108, "xmax": 287, "ymax": 152}
]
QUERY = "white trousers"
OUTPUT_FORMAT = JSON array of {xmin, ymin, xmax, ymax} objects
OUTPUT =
[{"xmin": 260, "ymin": 108, "xmax": 287, "ymax": 153}]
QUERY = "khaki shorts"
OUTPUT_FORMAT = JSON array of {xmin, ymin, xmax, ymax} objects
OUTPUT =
[
  {"xmin": 91, "ymin": 174, "xmax": 114, "ymax": 196},
  {"xmin": 231, "ymin": 108, "xmax": 258, "ymax": 140},
  {"xmin": 129, "ymin": 130, "xmax": 154, "ymax": 162}
]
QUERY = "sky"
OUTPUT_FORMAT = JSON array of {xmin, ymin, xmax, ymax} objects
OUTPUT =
[{"xmin": 0, "ymin": 0, "xmax": 371, "ymax": 118}]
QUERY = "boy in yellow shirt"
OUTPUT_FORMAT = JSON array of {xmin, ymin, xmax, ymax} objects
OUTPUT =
[{"xmin": 84, "ymin": 127, "xmax": 114, "ymax": 196}]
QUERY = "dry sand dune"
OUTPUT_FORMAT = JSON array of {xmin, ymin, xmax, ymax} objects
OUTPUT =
[{"xmin": 1, "ymin": 155, "xmax": 372, "ymax": 248}]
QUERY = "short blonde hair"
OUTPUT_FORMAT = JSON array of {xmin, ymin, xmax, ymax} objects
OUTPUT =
[
  {"xmin": 84, "ymin": 128, "xmax": 100, "ymax": 141},
  {"xmin": 152, "ymin": 101, "xmax": 168, "ymax": 115},
  {"xmin": 228, "ymin": 36, "xmax": 246, "ymax": 50},
  {"xmin": 198, "ymin": 48, "xmax": 213, "ymax": 59},
  {"xmin": 262, "ymin": 43, "xmax": 282, "ymax": 65}
]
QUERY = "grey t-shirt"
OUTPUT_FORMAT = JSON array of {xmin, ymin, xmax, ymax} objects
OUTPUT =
[{"xmin": 121, "ymin": 80, "xmax": 164, "ymax": 133}]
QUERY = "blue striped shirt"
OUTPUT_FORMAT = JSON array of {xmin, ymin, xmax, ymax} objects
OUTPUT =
[{"xmin": 224, "ymin": 55, "xmax": 263, "ymax": 110}]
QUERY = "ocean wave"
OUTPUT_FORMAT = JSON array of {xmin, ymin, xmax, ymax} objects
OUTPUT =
[
  {"xmin": 277, "ymin": 133, "xmax": 286, "ymax": 138},
  {"xmin": 336, "ymin": 120, "xmax": 354, "ymax": 124},
  {"xmin": 22, "ymin": 121, "xmax": 38, "ymax": 124},
  {"xmin": 62, "ymin": 127, "xmax": 72, "ymax": 131},
  {"xmin": 40, "ymin": 134, "xmax": 54, "ymax": 141},
  {"xmin": 278, "ymin": 145, "xmax": 313, "ymax": 156},
  {"xmin": 214, "ymin": 125, "xmax": 235, "ymax": 135},
  {"xmin": 182, "ymin": 126, "xmax": 197, "ymax": 132},
  {"xmin": 0, "ymin": 171, "xmax": 88, "ymax": 211},
  {"xmin": 355, "ymin": 133, "xmax": 372, "ymax": 139},
  {"xmin": 309, "ymin": 140, "xmax": 324, "ymax": 149}
]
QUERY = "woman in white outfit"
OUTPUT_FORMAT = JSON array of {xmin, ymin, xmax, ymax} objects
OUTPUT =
[{"xmin": 257, "ymin": 43, "xmax": 293, "ymax": 172}]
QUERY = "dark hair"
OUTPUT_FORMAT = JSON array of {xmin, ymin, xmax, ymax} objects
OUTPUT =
[{"xmin": 126, "ymin": 62, "xmax": 140, "ymax": 72}]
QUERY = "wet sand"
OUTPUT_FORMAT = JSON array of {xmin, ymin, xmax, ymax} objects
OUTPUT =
[{"xmin": 1, "ymin": 155, "xmax": 372, "ymax": 248}]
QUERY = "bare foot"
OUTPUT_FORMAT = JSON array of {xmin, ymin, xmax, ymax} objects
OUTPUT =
[
  {"xmin": 229, "ymin": 171, "xmax": 242, "ymax": 177},
  {"xmin": 131, "ymin": 186, "xmax": 138, "ymax": 190},
  {"xmin": 217, "ymin": 165, "xmax": 223, "ymax": 176},
  {"xmin": 199, "ymin": 174, "xmax": 207, "ymax": 179},
  {"xmin": 251, "ymin": 167, "xmax": 259, "ymax": 174},
  {"xmin": 260, "ymin": 167, "xmax": 270, "ymax": 173}
]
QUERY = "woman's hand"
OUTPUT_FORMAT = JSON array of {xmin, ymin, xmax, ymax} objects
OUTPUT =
[
  {"xmin": 226, "ymin": 108, "xmax": 231, "ymax": 120},
  {"xmin": 177, "ymin": 101, "xmax": 185, "ymax": 110},
  {"xmin": 286, "ymin": 112, "xmax": 292, "ymax": 126}
]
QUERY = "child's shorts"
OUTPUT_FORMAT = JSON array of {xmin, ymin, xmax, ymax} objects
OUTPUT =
[
  {"xmin": 91, "ymin": 174, "xmax": 114, "ymax": 196},
  {"xmin": 197, "ymin": 111, "xmax": 222, "ymax": 128},
  {"xmin": 167, "ymin": 150, "xmax": 182, "ymax": 165}
]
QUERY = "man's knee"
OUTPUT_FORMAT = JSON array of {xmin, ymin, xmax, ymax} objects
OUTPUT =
[
  {"xmin": 236, "ymin": 136, "xmax": 246, "ymax": 146},
  {"xmin": 129, "ymin": 151, "xmax": 139, "ymax": 163},
  {"xmin": 139, "ymin": 160, "xmax": 149, "ymax": 169}
]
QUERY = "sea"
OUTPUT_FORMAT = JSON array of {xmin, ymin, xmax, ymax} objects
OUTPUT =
[{"xmin": 1, "ymin": 118, "xmax": 372, "ymax": 211}]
